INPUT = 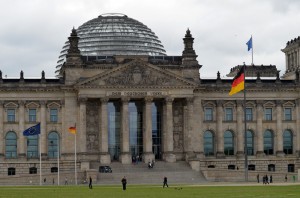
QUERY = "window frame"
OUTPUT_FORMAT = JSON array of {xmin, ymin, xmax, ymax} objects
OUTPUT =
[
  {"xmin": 225, "ymin": 107, "xmax": 233, "ymax": 121},
  {"xmin": 50, "ymin": 108, "xmax": 58, "ymax": 122},
  {"xmin": 204, "ymin": 107, "xmax": 213, "ymax": 121},
  {"xmin": 284, "ymin": 108, "xmax": 292, "ymax": 121},
  {"xmin": 7, "ymin": 109, "xmax": 16, "ymax": 122},
  {"xmin": 246, "ymin": 108, "xmax": 253, "ymax": 121},
  {"xmin": 28, "ymin": 109, "xmax": 37, "ymax": 122},
  {"xmin": 264, "ymin": 108, "xmax": 273, "ymax": 121}
]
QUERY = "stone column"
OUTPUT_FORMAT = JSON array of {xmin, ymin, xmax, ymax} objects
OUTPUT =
[
  {"xmin": 120, "ymin": 97, "xmax": 131, "ymax": 164},
  {"xmin": 184, "ymin": 97, "xmax": 195, "ymax": 160},
  {"xmin": 79, "ymin": 97, "xmax": 87, "ymax": 154},
  {"xmin": 216, "ymin": 100, "xmax": 224, "ymax": 158},
  {"xmin": 236, "ymin": 100, "xmax": 244, "ymax": 157},
  {"xmin": 163, "ymin": 97, "xmax": 176, "ymax": 162},
  {"xmin": 18, "ymin": 100, "xmax": 26, "ymax": 158},
  {"xmin": 276, "ymin": 100, "xmax": 284, "ymax": 156},
  {"xmin": 99, "ymin": 97, "xmax": 111, "ymax": 164},
  {"xmin": 40, "ymin": 101, "xmax": 47, "ymax": 159},
  {"xmin": 256, "ymin": 100, "xmax": 264, "ymax": 157},
  {"xmin": 296, "ymin": 99, "xmax": 300, "ymax": 156},
  {"xmin": 143, "ymin": 97, "xmax": 154, "ymax": 162},
  {"xmin": 0, "ymin": 101, "xmax": 4, "ymax": 158}
]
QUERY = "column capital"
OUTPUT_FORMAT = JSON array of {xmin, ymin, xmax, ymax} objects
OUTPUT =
[
  {"xmin": 276, "ymin": 100, "xmax": 283, "ymax": 106},
  {"xmin": 121, "ymin": 96, "xmax": 130, "ymax": 103},
  {"xmin": 39, "ymin": 100, "xmax": 47, "ymax": 106},
  {"xmin": 236, "ymin": 100, "xmax": 243, "ymax": 106},
  {"xmin": 296, "ymin": 99, "xmax": 300, "ymax": 106},
  {"xmin": 165, "ymin": 97, "xmax": 174, "ymax": 104},
  {"xmin": 144, "ymin": 96, "xmax": 153, "ymax": 103},
  {"xmin": 256, "ymin": 100, "xmax": 264, "ymax": 107},
  {"xmin": 186, "ymin": 97, "xmax": 194, "ymax": 104},
  {"xmin": 216, "ymin": 100, "xmax": 224, "ymax": 107},
  {"xmin": 100, "ymin": 97, "xmax": 109, "ymax": 103},
  {"xmin": 78, "ymin": 97, "xmax": 87, "ymax": 104},
  {"xmin": 18, "ymin": 100, "xmax": 25, "ymax": 106}
]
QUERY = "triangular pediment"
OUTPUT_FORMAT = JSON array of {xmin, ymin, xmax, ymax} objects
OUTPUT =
[{"xmin": 76, "ymin": 59, "xmax": 197, "ymax": 88}]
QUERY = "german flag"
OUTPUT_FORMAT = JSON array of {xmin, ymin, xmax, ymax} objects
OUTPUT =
[
  {"xmin": 68, "ymin": 126, "xmax": 76, "ymax": 134},
  {"xmin": 229, "ymin": 67, "xmax": 245, "ymax": 96}
]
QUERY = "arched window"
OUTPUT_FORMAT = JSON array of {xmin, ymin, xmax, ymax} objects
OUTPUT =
[
  {"xmin": 48, "ymin": 132, "xmax": 59, "ymax": 158},
  {"xmin": 51, "ymin": 167, "xmax": 58, "ymax": 173},
  {"xmin": 224, "ymin": 131, "xmax": 234, "ymax": 155},
  {"xmin": 29, "ymin": 167, "xmax": 37, "ymax": 174},
  {"xmin": 204, "ymin": 131, "xmax": 214, "ymax": 156},
  {"xmin": 8, "ymin": 167, "xmax": 16, "ymax": 176},
  {"xmin": 283, "ymin": 130, "xmax": 293, "ymax": 154},
  {"xmin": 264, "ymin": 130, "xmax": 274, "ymax": 155},
  {"xmin": 5, "ymin": 131, "xmax": 17, "ymax": 158},
  {"xmin": 248, "ymin": 164, "xmax": 255, "ymax": 171},
  {"xmin": 268, "ymin": 164, "xmax": 275, "ymax": 172},
  {"xmin": 246, "ymin": 130, "xmax": 254, "ymax": 155},
  {"xmin": 288, "ymin": 164, "xmax": 295, "ymax": 172},
  {"xmin": 27, "ymin": 135, "xmax": 38, "ymax": 158}
]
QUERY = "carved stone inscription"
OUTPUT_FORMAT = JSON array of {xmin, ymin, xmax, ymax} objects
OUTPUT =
[
  {"xmin": 173, "ymin": 100, "xmax": 183, "ymax": 152},
  {"xmin": 86, "ymin": 100, "xmax": 99, "ymax": 152},
  {"xmin": 104, "ymin": 65, "xmax": 172, "ymax": 86}
]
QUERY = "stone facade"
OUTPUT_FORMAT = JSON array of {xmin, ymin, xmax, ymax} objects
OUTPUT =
[{"xmin": 0, "ymin": 26, "xmax": 300, "ymax": 182}]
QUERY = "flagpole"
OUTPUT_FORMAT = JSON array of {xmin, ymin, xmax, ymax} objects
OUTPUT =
[
  {"xmin": 251, "ymin": 35, "xmax": 253, "ymax": 65},
  {"xmin": 75, "ymin": 131, "xmax": 77, "ymax": 185},
  {"xmin": 57, "ymin": 136, "xmax": 60, "ymax": 185},
  {"xmin": 39, "ymin": 134, "xmax": 42, "ymax": 186},
  {"xmin": 243, "ymin": 63, "xmax": 248, "ymax": 182}
]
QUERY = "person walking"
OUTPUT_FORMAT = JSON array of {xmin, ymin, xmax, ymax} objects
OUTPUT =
[
  {"xmin": 163, "ymin": 176, "xmax": 169, "ymax": 188},
  {"xmin": 270, "ymin": 175, "xmax": 273, "ymax": 183},
  {"xmin": 121, "ymin": 176, "xmax": 127, "ymax": 190},
  {"xmin": 257, "ymin": 174, "xmax": 259, "ymax": 183},
  {"xmin": 285, "ymin": 174, "xmax": 287, "ymax": 182},
  {"xmin": 89, "ymin": 177, "xmax": 93, "ymax": 189},
  {"xmin": 65, "ymin": 177, "xmax": 68, "ymax": 185}
]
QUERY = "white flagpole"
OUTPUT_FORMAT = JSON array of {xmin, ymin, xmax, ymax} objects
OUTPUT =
[
  {"xmin": 57, "ymin": 136, "xmax": 60, "ymax": 185},
  {"xmin": 39, "ymin": 134, "xmax": 42, "ymax": 186},
  {"xmin": 75, "ymin": 132, "xmax": 77, "ymax": 185}
]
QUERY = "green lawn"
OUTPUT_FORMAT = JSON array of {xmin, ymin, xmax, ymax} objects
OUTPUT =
[{"xmin": 0, "ymin": 184, "xmax": 299, "ymax": 198}]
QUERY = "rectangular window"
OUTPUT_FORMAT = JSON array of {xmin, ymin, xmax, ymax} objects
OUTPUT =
[
  {"xmin": 246, "ymin": 108, "xmax": 253, "ymax": 121},
  {"xmin": 265, "ymin": 108, "xmax": 272, "ymax": 121},
  {"xmin": 50, "ymin": 109, "xmax": 58, "ymax": 122},
  {"xmin": 284, "ymin": 108, "xmax": 292, "ymax": 121},
  {"xmin": 204, "ymin": 108, "xmax": 213, "ymax": 121},
  {"xmin": 7, "ymin": 109, "xmax": 15, "ymax": 122},
  {"xmin": 225, "ymin": 108, "xmax": 233, "ymax": 121},
  {"xmin": 28, "ymin": 109, "xmax": 36, "ymax": 122}
]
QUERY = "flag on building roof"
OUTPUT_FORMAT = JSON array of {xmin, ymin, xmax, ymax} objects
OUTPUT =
[
  {"xmin": 229, "ymin": 67, "xmax": 245, "ymax": 96},
  {"xmin": 23, "ymin": 123, "xmax": 41, "ymax": 136},
  {"xmin": 246, "ymin": 36, "xmax": 252, "ymax": 51},
  {"xmin": 68, "ymin": 126, "xmax": 76, "ymax": 134}
]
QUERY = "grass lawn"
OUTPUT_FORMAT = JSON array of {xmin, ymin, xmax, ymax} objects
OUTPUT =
[{"xmin": 0, "ymin": 184, "xmax": 299, "ymax": 198}]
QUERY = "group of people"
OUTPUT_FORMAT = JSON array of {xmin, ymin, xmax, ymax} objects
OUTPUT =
[{"xmin": 257, "ymin": 174, "xmax": 272, "ymax": 184}]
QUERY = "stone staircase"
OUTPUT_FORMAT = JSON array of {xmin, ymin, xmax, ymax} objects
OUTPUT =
[{"xmin": 92, "ymin": 161, "xmax": 207, "ymax": 185}]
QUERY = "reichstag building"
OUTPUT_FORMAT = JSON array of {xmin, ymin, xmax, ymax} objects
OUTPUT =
[{"xmin": 0, "ymin": 13, "xmax": 299, "ymax": 182}]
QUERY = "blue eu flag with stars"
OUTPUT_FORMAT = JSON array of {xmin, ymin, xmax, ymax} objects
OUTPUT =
[
  {"xmin": 246, "ymin": 36, "xmax": 252, "ymax": 51},
  {"xmin": 23, "ymin": 123, "xmax": 41, "ymax": 136}
]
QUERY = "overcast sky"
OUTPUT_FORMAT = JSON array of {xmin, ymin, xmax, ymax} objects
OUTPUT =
[{"xmin": 0, "ymin": 0, "xmax": 300, "ymax": 78}]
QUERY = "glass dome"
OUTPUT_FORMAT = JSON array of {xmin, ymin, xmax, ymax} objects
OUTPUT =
[{"xmin": 56, "ymin": 13, "xmax": 166, "ymax": 74}]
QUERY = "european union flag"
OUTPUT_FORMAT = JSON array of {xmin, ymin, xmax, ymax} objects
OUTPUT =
[
  {"xmin": 23, "ymin": 123, "xmax": 41, "ymax": 136},
  {"xmin": 246, "ymin": 36, "xmax": 252, "ymax": 51}
]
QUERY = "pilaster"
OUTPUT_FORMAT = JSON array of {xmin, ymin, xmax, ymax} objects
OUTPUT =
[
  {"xmin": 256, "ymin": 100, "xmax": 264, "ymax": 157},
  {"xmin": 276, "ymin": 100, "xmax": 284, "ymax": 157},
  {"xmin": 236, "ymin": 100, "xmax": 244, "ymax": 157},
  {"xmin": 79, "ymin": 97, "xmax": 87, "ymax": 154},
  {"xmin": 216, "ymin": 100, "xmax": 224, "ymax": 158},
  {"xmin": 18, "ymin": 100, "xmax": 26, "ymax": 158}
]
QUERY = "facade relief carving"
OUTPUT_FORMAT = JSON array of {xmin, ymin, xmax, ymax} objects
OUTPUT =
[
  {"xmin": 86, "ymin": 100, "xmax": 99, "ymax": 152},
  {"xmin": 103, "ymin": 65, "xmax": 173, "ymax": 86}
]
